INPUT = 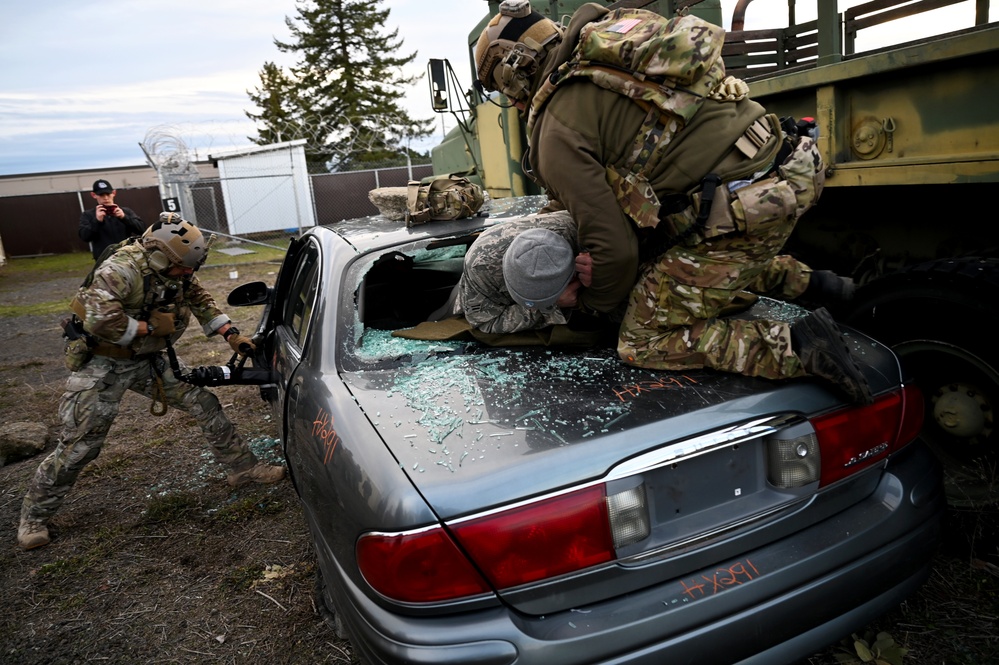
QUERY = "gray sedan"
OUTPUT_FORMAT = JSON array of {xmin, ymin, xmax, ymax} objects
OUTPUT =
[{"xmin": 227, "ymin": 198, "xmax": 944, "ymax": 665}]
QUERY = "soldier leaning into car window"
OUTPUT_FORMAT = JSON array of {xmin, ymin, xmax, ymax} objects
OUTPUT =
[
  {"xmin": 430, "ymin": 210, "xmax": 585, "ymax": 335},
  {"xmin": 17, "ymin": 213, "xmax": 286, "ymax": 551},
  {"xmin": 79, "ymin": 178, "xmax": 146, "ymax": 262},
  {"xmin": 474, "ymin": 0, "xmax": 870, "ymax": 404}
]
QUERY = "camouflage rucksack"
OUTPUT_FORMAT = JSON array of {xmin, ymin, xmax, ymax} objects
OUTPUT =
[
  {"xmin": 405, "ymin": 174, "xmax": 486, "ymax": 227},
  {"xmin": 526, "ymin": 7, "xmax": 774, "ymax": 236},
  {"xmin": 527, "ymin": 8, "xmax": 727, "ymax": 136}
]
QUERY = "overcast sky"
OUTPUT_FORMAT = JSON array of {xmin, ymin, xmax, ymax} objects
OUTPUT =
[{"xmin": 0, "ymin": 0, "xmax": 988, "ymax": 177}]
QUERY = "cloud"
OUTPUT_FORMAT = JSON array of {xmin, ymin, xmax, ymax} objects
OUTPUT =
[{"xmin": 1, "ymin": 0, "xmax": 993, "ymax": 177}]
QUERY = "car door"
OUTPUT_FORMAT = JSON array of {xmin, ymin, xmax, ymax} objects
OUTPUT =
[{"xmin": 268, "ymin": 236, "xmax": 321, "ymax": 446}]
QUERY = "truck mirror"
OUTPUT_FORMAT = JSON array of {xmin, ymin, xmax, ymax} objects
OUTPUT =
[{"xmin": 429, "ymin": 59, "xmax": 449, "ymax": 112}]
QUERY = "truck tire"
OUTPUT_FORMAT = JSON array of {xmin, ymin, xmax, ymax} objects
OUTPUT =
[{"xmin": 844, "ymin": 257, "xmax": 999, "ymax": 507}]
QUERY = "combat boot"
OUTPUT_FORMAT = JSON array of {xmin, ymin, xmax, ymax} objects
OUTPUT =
[
  {"xmin": 17, "ymin": 518, "xmax": 51, "ymax": 551},
  {"xmin": 791, "ymin": 307, "xmax": 874, "ymax": 405},
  {"xmin": 227, "ymin": 462, "xmax": 287, "ymax": 487}
]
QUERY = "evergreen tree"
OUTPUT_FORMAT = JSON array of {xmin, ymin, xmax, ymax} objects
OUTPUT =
[
  {"xmin": 245, "ymin": 62, "xmax": 303, "ymax": 146},
  {"xmin": 247, "ymin": 0, "xmax": 433, "ymax": 172}
]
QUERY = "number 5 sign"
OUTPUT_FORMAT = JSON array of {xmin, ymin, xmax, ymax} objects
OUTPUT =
[{"xmin": 162, "ymin": 197, "xmax": 180, "ymax": 213}]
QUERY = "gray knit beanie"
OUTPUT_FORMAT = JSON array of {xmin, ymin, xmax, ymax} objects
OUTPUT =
[{"xmin": 502, "ymin": 228, "xmax": 575, "ymax": 310}]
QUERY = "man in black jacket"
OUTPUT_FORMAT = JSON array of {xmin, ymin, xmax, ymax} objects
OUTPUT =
[{"xmin": 79, "ymin": 179, "xmax": 146, "ymax": 261}]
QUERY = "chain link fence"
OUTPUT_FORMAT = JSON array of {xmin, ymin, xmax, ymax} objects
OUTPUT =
[
  {"xmin": 188, "ymin": 158, "xmax": 435, "ymax": 271},
  {"xmin": 0, "ymin": 151, "xmax": 435, "ymax": 260},
  {"xmin": 188, "ymin": 152, "xmax": 434, "ymax": 250}
]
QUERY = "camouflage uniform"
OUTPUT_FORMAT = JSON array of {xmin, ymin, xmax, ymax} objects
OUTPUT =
[
  {"xmin": 520, "ymin": 4, "xmax": 820, "ymax": 378},
  {"xmin": 618, "ymin": 137, "xmax": 823, "ymax": 378},
  {"xmin": 454, "ymin": 211, "xmax": 578, "ymax": 334},
  {"xmin": 21, "ymin": 242, "xmax": 259, "ymax": 525}
]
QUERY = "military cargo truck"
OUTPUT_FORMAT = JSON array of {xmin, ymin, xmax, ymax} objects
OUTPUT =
[{"xmin": 426, "ymin": 0, "xmax": 998, "ymax": 504}]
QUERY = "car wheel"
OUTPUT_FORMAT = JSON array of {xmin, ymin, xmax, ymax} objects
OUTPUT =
[
  {"xmin": 314, "ymin": 567, "xmax": 351, "ymax": 641},
  {"xmin": 845, "ymin": 257, "xmax": 999, "ymax": 507}
]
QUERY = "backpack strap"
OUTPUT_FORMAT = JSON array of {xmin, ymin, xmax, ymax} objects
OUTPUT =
[{"xmin": 406, "ymin": 180, "xmax": 432, "ymax": 225}]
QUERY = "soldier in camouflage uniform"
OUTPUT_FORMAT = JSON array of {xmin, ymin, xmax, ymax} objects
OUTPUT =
[
  {"xmin": 17, "ymin": 214, "xmax": 285, "ymax": 551},
  {"xmin": 452, "ymin": 211, "xmax": 581, "ymax": 334},
  {"xmin": 475, "ymin": 0, "xmax": 869, "ymax": 403}
]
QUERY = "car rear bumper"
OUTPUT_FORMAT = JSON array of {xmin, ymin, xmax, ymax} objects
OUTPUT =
[{"xmin": 327, "ymin": 440, "xmax": 945, "ymax": 665}]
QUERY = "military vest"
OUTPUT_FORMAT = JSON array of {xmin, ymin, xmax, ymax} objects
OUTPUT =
[{"xmin": 528, "ymin": 6, "xmax": 783, "ymax": 243}]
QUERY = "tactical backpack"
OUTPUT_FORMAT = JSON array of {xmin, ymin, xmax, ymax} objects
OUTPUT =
[
  {"xmin": 527, "ymin": 8, "xmax": 728, "ymax": 137},
  {"xmin": 80, "ymin": 236, "xmax": 138, "ymax": 289},
  {"xmin": 405, "ymin": 174, "xmax": 486, "ymax": 227},
  {"xmin": 527, "ymin": 6, "xmax": 787, "ymax": 245}
]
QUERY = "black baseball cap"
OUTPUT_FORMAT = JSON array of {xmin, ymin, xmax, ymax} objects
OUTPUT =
[{"xmin": 92, "ymin": 180, "xmax": 114, "ymax": 194}]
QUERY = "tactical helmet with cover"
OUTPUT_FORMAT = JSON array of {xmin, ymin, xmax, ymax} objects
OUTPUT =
[
  {"xmin": 474, "ymin": 0, "xmax": 563, "ymax": 104},
  {"xmin": 142, "ymin": 212, "xmax": 208, "ymax": 271}
]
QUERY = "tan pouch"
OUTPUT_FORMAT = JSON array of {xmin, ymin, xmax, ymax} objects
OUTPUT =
[{"xmin": 64, "ymin": 338, "xmax": 92, "ymax": 372}]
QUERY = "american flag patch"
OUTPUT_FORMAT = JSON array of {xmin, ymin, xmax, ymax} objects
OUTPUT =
[{"xmin": 605, "ymin": 18, "xmax": 642, "ymax": 34}]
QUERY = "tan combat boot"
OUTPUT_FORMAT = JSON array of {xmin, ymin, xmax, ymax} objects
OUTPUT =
[
  {"xmin": 227, "ymin": 462, "xmax": 287, "ymax": 487},
  {"xmin": 17, "ymin": 519, "xmax": 51, "ymax": 551}
]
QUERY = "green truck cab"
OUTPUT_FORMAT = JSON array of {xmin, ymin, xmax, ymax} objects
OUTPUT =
[{"xmin": 427, "ymin": 0, "xmax": 999, "ymax": 504}]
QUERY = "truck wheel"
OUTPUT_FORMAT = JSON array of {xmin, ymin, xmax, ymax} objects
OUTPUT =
[{"xmin": 844, "ymin": 257, "xmax": 999, "ymax": 507}]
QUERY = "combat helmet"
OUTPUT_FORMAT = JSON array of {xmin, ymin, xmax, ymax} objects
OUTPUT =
[
  {"xmin": 142, "ymin": 212, "xmax": 208, "ymax": 271},
  {"xmin": 475, "ymin": 0, "xmax": 563, "ymax": 104}
]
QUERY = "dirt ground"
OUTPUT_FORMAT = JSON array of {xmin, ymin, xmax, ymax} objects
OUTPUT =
[
  {"xmin": 0, "ymin": 259, "xmax": 354, "ymax": 664},
  {"xmin": 1, "ymin": 257, "xmax": 997, "ymax": 665}
]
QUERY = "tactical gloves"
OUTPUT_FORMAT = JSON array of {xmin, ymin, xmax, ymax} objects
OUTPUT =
[
  {"xmin": 147, "ymin": 308, "xmax": 177, "ymax": 337},
  {"xmin": 802, "ymin": 270, "xmax": 855, "ymax": 304},
  {"xmin": 223, "ymin": 326, "xmax": 255, "ymax": 356}
]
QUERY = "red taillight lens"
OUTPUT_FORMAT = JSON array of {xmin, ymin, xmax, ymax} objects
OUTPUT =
[
  {"xmin": 813, "ymin": 386, "xmax": 925, "ymax": 487},
  {"xmin": 357, "ymin": 526, "xmax": 491, "ymax": 603},
  {"xmin": 450, "ymin": 485, "xmax": 615, "ymax": 589},
  {"xmin": 356, "ymin": 485, "xmax": 617, "ymax": 603}
]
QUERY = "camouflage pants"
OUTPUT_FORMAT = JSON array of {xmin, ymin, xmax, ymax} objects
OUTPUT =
[
  {"xmin": 21, "ymin": 353, "xmax": 257, "ymax": 524},
  {"xmin": 618, "ymin": 137, "xmax": 824, "ymax": 379}
]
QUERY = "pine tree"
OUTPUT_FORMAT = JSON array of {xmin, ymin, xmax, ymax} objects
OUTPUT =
[
  {"xmin": 247, "ymin": 0, "xmax": 433, "ymax": 172},
  {"xmin": 245, "ymin": 62, "xmax": 302, "ymax": 146}
]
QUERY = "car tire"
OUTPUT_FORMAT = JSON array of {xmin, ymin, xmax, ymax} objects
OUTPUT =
[{"xmin": 845, "ymin": 257, "xmax": 999, "ymax": 507}]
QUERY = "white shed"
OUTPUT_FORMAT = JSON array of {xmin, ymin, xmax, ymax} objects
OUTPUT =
[{"xmin": 209, "ymin": 139, "xmax": 316, "ymax": 235}]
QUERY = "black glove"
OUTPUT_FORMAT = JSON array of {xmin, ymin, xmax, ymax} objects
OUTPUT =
[{"xmin": 802, "ymin": 270, "xmax": 855, "ymax": 304}]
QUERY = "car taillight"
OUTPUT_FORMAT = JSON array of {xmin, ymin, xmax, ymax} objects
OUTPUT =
[
  {"xmin": 812, "ymin": 385, "xmax": 924, "ymax": 487},
  {"xmin": 357, "ymin": 483, "xmax": 650, "ymax": 603},
  {"xmin": 450, "ymin": 485, "xmax": 615, "ymax": 589},
  {"xmin": 356, "ymin": 526, "xmax": 492, "ymax": 603}
]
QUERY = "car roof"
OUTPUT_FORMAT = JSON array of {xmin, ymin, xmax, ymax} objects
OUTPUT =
[{"xmin": 323, "ymin": 195, "xmax": 549, "ymax": 254}]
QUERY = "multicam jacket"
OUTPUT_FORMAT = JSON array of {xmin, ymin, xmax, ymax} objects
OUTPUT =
[
  {"xmin": 76, "ymin": 242, "xmax": 230, "ymax": 355},
  {"xmin": 455, "ymin": 212, "xmax": 579, "ymax": 334},
  {"xmin": 525, "ymin": 4, "xmax": 774, "ymax": 316}
]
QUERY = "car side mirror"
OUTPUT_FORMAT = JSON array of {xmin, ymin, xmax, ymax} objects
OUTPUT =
[
  {"xmin": 227, "ymin": 281, "xmax": 270, "ymax": 307},
  {"xmin": 429, "ymin": 59, "xmax": 449, "ymax": 112}
]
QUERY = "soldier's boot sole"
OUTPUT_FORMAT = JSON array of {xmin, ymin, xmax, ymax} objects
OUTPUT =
[{"xmin": 793, "ymin": 307, "xmax": 874, "ymax": 405}]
